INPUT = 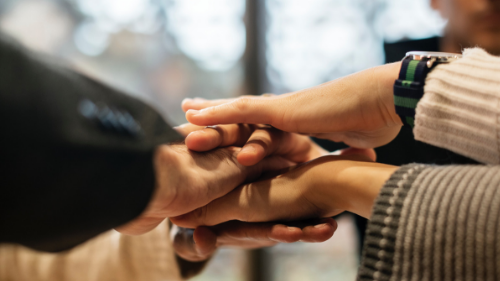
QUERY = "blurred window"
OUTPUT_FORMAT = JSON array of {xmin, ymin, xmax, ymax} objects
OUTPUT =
[{"xmin": 266, "ymin": 0, "xmax": 445, "ymax": 93}]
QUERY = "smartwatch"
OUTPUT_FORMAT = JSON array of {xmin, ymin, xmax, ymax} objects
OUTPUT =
[{"xmin": 394, "ymin": 51, "xmax": 462, "ymax": 128}]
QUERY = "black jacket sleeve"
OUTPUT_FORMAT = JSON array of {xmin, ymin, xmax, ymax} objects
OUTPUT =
[{"xmin": 0, "ymin": 34, "xmax": 184, "ymax": 252}]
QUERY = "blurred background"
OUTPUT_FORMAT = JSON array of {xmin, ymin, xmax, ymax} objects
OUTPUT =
[{"xmin": 0, "ymin": 0, "xmax": 445, "ymax": 280}]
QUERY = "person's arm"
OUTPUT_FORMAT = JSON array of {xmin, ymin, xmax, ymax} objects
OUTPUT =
[
  {"xmin": 182, "ymin": 48, "xmax": 500, "ymax": 164},
  {"xmin": 171, "ymin": 156, "xmax": 500, "ymax": 280},
  {"xmin": 358, "ymin": 164, "xmax": 500, "ymax": 281},
  {"xmin": 182, "ymin": 62, "xmax": 403, "ymax": 149},
  {"xmin": 0, "ymin": 34, "xmax": 183, "ymax": 252},
  {"xmin": 414, "ymin": 48, "xmax": 500, "ymax": 164}
]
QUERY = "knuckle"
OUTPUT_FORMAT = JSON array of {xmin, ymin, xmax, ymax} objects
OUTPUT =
[
  {"xmin": 232, "ymin": 97, "xmax": 252, "ymax": 112},
  {"xmin": 155, "ymin": 145, "xmax": 173, "ymax": 165},
  {"xmin": 237, "ymin": 186, "xmax": 253, "ymax": 222},
  {"xmin": 191, "ymin": 205, "xmax": 209, "ymax": 224}
]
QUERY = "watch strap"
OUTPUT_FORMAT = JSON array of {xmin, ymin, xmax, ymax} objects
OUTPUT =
[{"xmin": 394, "ymin": 57, "xmax": 436, "ymax": 128}]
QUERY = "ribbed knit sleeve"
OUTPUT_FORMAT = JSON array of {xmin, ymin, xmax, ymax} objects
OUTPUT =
[
  {"xmin": 415, "ymin": 48, "xmax": 500, "ymax": 164},
  {"xmin": 358, "ymin": 164, "xmax": 500, "ymax": 281}
]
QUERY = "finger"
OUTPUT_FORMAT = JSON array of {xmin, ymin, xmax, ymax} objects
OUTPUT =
[
  {"xmin": 238, "ymin": 128, "xmax": 318, "ymax": 166},
  {"xmin": 298, "ymin": 218, "xmax": 337, "ymax": 243},
  {"xmin": 115, "ymin": 217, "xmax": 165, "ymax": 235},
  {"xmin": 182, "ymin": 97, "xmax": 238, "ymax": 112},
  {"xmin": 182, "ymin": 95, "xmax": 276, "ymax": 112},
  {"xmin": 171, "ymin": 225, "xmax": 217, "ymax": 262},
  {"xmin": 212, "ymin": 221, "xmax": 300, "ymax": 246},
  {"xmin": 237, "ymin": 127, "xmax": 284, "ymax": 166},
  {"xmin": 200, "ymin": 219, "xmax": 336, "ymax": 248},
  {"xmin": 244, "ymin": 154, "xmax": 295, "ymax": 183},
  {"xmin": 185, "ymin": 124, "xmax": 254, "ymax": 152},
  {"xmin": 186, "ymin": 96, "xmax": 286, "ymax": 128},
  {"xmin": 339, "ymin": 147, "xmax": 377, "ymax": 162},
  {"xmin": 218, "ymin": 218, "xmax": 337, "ymax": 243},
  {"xmin": 173, "ymin": 123, "xmax": 206, "ymax": 137}
]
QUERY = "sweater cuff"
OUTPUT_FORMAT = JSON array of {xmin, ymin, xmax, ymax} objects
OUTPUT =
[
  {"xmin": 415, "ymin": 48, "xmax": 500, "ymax": 164},
  {"xmin": 358, "ymin": 164, "xmax": 426, "ymax": 281}
]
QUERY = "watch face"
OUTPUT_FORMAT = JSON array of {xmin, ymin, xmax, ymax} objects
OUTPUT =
[{"xmin": 405, "ymin": 51, "xmax": 462, "ymax": 62}]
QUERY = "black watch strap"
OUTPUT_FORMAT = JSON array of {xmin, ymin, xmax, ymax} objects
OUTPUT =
[{"xmin": 394, "ymin": 57, "xmax": 437, "ymax": 128}]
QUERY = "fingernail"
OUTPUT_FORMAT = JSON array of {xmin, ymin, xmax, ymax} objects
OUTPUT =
[
  {"xmin": 241, "ymin": 146, "xmax": 256, "ymax": 155},
  {"xmin": 241, "ymin": 147, "xmax": 256, "ymax": 155},
  {"xmin": 187, "ymin": 109, "xmax": 200, "ymax": 116},
  {"xmin": 270, "ymin": 237, "xmax": 290, "ymax": 243},
  {"xmin": 173, "ymin": 124, "xmax": 185, "ymax": 130},
  {"xmin": 314, "ymin": 223, "xmax": 328, "ymax": 229}
]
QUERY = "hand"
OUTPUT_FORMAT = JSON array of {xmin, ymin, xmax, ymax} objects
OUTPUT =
[
  {"xmin": 167, "ymin": 125, "xmax": 334, "ymax": 263},
  {"xmin": 170, "ymin": 150, "xmax": 398, "ymax": 228},
  {"xmin": 175, "ymin": 123, "xmax": 328, "ymax": 166},
  {"xmin": 183, "ymin": 62, "xmax": 403, "ymax": 149},
  {"xmin": 171, "ymin": 218, "xmax": 337, "ymax": 262},
  {"xmin": 116, "ymin": 144, "xmax": 291, "ymax": 235}
]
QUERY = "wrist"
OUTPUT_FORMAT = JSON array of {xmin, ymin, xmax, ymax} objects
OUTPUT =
[
  {"xmin": 311, "ymin": 156, "xmax": 398, "ymax": 219},
  {"xmin": 343, "ymin": 164, "xmax": 398, "ymax": 218},
  {"xmin": 318, "ymin": 159, "xmax": 398, "ymax": 219},
  {"xmin": 374, "ymin": 62, "xmax": 404, "ymax": 127}
]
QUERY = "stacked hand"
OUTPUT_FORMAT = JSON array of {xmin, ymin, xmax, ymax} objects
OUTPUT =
[
  {"xmin": 116, "ymin": 122, "xmax": 337, "ymax": 262},
  {"xmin": 167, "ymin": 123, "xmax": 394, "ymax": 262},
  {"xmin": 168, "ymin": 62, "xmax": 404, "ymax": 260},
  {"xmin": 120, "ymin": 62, "xmax": 403, "ymax": 262},
  {"xmin": 183, "ymin": 62, "xmax": 403, "ymax": 149}
]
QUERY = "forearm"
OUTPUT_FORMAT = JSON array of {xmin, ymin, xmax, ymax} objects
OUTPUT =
[{"xmin": 358, "ymin": 164, "xmax": 500, "ymax": 281}]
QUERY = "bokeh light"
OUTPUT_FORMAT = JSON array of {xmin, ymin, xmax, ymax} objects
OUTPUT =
[{"xmin": 165, "ymin": 0, "xmax": 246, "ymax": 71}]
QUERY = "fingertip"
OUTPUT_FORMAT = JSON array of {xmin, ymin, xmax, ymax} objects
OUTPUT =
[
  {"xmin": 193, "ymin": 226, "xmax": 217, "ymax": 256},
  {"xmin": 170, "ymin": 214, "xmax": 197, "ymax": 229},
  {"xmin": 182, "ymin": 97, "xmax": 210, "ymax": 112},
  {"xmin": 339, "ymin": 148, "xmax": 377, "ymax": 162},
  {"xmin": 185, "ymin": 130, "xmax": 220, "ymax": 152},
  {"xmin": 301, "ymin": 218, "xmax": 337, "ymax": 243},
  {"xmin": 185, "ymin": 109, "xmax": 199, "ymax": 117},
  {"xmin": 367, "ymin": 148, "xmax": 377, "ymax": 162},
  {"xmin": 237, "ymin": 145, "xmax": 263, "ymax": 166},
  {"xmin": 181, "ymin": 98, "xmax": 193, "ymax": 112},
  {"xmin": 269, "ymin": 224, "xmax": 303, "ymax": 243},
  {"xmin": 184, "ymin": 131, "xmax": 202, "ymax": 151}
]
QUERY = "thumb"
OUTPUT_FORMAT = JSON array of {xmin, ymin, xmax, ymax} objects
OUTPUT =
[{"xmin": 186, "ymin": 96, "xmax": 287, "ymax": 129}]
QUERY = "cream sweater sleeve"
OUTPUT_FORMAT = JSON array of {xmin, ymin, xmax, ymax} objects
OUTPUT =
[
  {"xmin": 0, "ymin": 220, "xmax": 183, "ymax": 281},
  {"xmin": 415, "ymin": 48, "xmax": 500, "ymax": 164}
]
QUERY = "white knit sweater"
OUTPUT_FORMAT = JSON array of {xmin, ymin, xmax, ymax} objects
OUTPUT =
[
  {"xmin": 415, "ymin": 48, "xmax": 500, "ymax": 164},
  {"xmin": 0, "ymin": 221, "xmax": 183, "ymax": 281}
]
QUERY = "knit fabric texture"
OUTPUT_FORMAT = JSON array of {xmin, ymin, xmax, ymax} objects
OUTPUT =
[
  {"xmin": 358, "ymin": 164, "xmax": 500, "ymax": 281},
  {"xmin": 0, "ymin": 221, "xmax": 183, "ymax": 281},
  {"xmin": 415, "ymin": 48, "xmax": 500, "ymax": 164}
]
